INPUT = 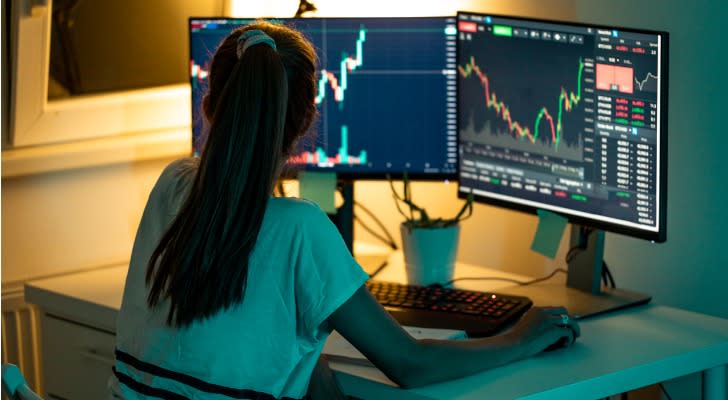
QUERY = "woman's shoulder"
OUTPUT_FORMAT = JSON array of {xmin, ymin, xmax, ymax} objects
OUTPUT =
[
  {"xmin": 159, "ymin": 157, "xmax": 199, "ymax": 183},
  {"xmin": 155, "ymin": 157, "xmax": 198, "ymax": 190},
  {"xmin": 266, "ymin": 197, "xmax": 331, "ymax": 226},
  {"xmin": 148, "ymin": 157, "xmax": 198, "ymax": 208},
  {"xmin": 264, "ymin": 197, "xmax": 343, "ymax": 244},
  {"xmin": 268, "ymin": 196, "xmax": 325, "ymax": 215}
]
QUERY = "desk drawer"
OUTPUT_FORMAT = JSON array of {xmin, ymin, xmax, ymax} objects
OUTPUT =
[{"xmin": 41, "ymin": 314, "xmax": 115, "ymax": 400}]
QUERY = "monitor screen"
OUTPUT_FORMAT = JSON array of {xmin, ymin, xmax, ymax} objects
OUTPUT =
[
  {"xmin": 456, "ymin": 12, "xmax": 668, "ymax": 242},
  {"xmin": 190, "ymin": 16, "xmax": 458, "ymax": 179}
]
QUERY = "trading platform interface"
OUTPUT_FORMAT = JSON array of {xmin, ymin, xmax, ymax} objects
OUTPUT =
[
  {"xmin": 457, "ymin": 12, "xmax": 666, "ymax": 240},
  {"xmin": 190, "ymin": 17, "xmax": 458, "ymax": 178}
]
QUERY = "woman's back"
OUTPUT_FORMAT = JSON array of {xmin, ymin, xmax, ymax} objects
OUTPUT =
[{"xmin": 111, "ymin": 158, "xmax": 368, "ymax": 399}]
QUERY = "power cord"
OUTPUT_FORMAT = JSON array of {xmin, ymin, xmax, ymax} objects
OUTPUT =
[
  {"xmin": 603, "ymin": 261, "xmax": 616, "ymax": 289},
  {"xmin": 354, "ymin": 214, "xmax": 398, "ymax": 250},
  {"xmin": 658, "ymin": 383, "xmax": 673, "ymax": 400},
  {"xmin": 353, "ymin": 200, "xmax": 398, "ymax": 250},
  {"xmin": 365, "ymin": 259, "xmax": 389, "ymax": 279},
  {"xmin": 565, "ymin": 228, "xmax": 616, "ymax": 289},
  {"xmin": 600, "ymin": 383, "xmax": 672, "ymax": 400},
  {"xmin": 275, "ymin": 181, "xmax": 287, "ymax": 197},
  {"xmin": 440, "ymin": 268, "xmax": 567, "ymax": 288}
]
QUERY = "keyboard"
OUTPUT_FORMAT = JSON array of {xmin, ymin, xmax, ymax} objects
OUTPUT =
[{"xmin": 366, "ymin": 280, "xmax": 533, "ymax": 337}]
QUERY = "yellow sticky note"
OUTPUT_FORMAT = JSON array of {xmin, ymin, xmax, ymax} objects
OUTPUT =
[
  {"xmin": 531, "ymin": 209, "xmax": 568, "ymax": 259},
  {"xmin": 298, "ymin": 171, "xmax": 337, "ymax": 214}
]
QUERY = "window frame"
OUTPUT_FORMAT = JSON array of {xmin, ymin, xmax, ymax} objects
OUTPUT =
[{"xmin": 7, "ymin": 0, "xmax": 191, "ymax": 150}]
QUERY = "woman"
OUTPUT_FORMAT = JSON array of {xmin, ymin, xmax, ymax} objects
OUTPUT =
[{"xmin": 110, "ymin": 21, "xmax": 579, "ymax": 399}]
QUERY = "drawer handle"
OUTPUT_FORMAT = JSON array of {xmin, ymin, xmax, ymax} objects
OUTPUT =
[{"xmin": 79, "ymin": 349, "xmax": 115, "ymax": 367}]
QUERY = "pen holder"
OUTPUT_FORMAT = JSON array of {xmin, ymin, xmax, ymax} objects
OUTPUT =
[{"xmin": 400, "ymin": 223, "xmax": 460, "ymax": 286}]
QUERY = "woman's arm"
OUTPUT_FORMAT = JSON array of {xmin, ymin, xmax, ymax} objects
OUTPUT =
[
  {"xmin": 327, "ymin": 285, "xmax": 578, "ymax": 389},
  {"xmin": 307, "ymin": 354, "xmax": 348, "ymax": 400}
]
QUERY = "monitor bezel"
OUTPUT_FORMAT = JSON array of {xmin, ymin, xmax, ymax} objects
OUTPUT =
[
  {"xmin": 189, "ymin": 16, "xmax": 458, "ymax": 181},
  {"xmin": 455, "ymin": 11, "xmax": 669, "ymax": 242}
]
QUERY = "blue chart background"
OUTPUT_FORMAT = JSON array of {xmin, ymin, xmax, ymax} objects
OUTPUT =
[{"xmin": 190, "ymin": 17, "xmax": 456, "ymax": 178}]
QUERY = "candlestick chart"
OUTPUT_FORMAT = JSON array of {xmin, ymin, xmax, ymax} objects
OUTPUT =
[{"xmin": 458, "ymin": 30, "xmax": 594, "ymax": 162}]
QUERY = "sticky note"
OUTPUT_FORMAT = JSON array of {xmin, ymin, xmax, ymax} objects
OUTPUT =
[
  {"xmin": 531, "ymin": 209, "xmax": 568, "ymax": 259},
  {"xmin": 298, "ymin": 171, "xmax": 337, "ymax": 214}
]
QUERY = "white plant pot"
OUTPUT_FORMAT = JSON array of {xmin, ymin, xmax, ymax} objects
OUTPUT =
[{"xmin": 400, "ymin": 223, "xmax": 460, "ymax": 286}]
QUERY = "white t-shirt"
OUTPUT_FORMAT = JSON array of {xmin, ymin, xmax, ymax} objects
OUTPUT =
[{"xmin": 110, "ymin": 158, "xmax": 369, "ymax": 399}]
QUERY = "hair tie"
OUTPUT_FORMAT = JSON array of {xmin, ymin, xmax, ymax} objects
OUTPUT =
[{"xmin": 237, "ymin": 29, "xmax": 277, "ymax": 59}]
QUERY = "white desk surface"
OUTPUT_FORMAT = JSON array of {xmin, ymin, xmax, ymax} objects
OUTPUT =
[
  {"xmin": 25, "ymin": 253, "xmax": 728, "ymax": 400},
  {"xmin": 24, "ymin": 264, "xmax": 127, "ymax": 332}
]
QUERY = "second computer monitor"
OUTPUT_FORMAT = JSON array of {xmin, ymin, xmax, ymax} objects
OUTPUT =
[
  {"xmin": 456, "ymin": 12, "xmax": 667, "ymax": 242},
  {"xmin": 190, "ymin": 16, "xmax": 458, "ymax": 179}
]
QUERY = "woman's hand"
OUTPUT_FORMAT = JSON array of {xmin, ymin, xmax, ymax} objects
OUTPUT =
[{"xmin": 506, "ymin": 306, "xmax": 581, "ymax": 358}]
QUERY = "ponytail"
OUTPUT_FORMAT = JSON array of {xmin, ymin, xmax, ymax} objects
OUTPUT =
[{"xmin": 145, "ymin": 24, "xmax": 307, "ymax": 328}]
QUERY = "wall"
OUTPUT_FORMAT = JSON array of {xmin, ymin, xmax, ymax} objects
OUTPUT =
[
  {"xmin": 1, "ymin": 157, "xmax": 179, "ymax": 284},
  {"xmin": 574, "ymin": 0, "xmax": 728, "ymax": 321}
]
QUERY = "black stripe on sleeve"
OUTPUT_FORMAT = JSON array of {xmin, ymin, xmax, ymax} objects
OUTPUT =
[
  {"xmin": 113, "ymin": 367, "xmax": 189, "ymax": 400},
  {"xmin": 115, "ymin": 349, "xmax": 304, "ymax": 400}
]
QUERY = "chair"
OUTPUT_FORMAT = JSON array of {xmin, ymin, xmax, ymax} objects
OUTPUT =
[{"xmin": 1, "ymin": 364, "xmax": 44, "ymax": 400}]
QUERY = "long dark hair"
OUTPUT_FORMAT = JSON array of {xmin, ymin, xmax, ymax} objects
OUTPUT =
[{"xmin": 146, "ymin": 21, "xmax": 317, "ymax": 328}]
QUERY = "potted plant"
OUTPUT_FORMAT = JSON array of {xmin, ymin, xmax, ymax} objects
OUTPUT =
[{"xmin": 389, "ymin": 174, "xmax": 474, "ymax": 286}]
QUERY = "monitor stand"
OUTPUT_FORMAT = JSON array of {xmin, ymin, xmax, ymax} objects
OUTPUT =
[
  {"xmin": 502, "ymin": 225, "xmax": 652, "ymax": 319},
  {"xmin": 328, "ymin": 178, "xmax": 354, "ymax": 255}
]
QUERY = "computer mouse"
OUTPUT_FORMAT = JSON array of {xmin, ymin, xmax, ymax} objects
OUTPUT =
[
  {"xmin": 544, "ymin": 314, "xmax": 579, "ymax": 352},
  {"xmin": 543, "ymin": 336, "xmax": 571, "ymax": 352}
]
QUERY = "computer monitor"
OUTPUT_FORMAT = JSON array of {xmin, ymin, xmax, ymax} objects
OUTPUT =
[
  {"xmin": 189, "ymin": 16, "xmax": 458, "ymax": 179},
  {"xmin": 190, "ymin": 16, "xmax": 458, "ymax": 252},
  {"xmin": 456, "ymin": 11, "xmax": 668, "ymax": 318}
]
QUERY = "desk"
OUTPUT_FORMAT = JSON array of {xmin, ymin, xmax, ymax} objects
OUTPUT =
[{"xmin": 25, "ymin": 254, "xmax": 728, "ymax": 400}]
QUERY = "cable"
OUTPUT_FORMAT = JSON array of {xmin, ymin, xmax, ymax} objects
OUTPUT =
[
  {"xmin": 442, "ymin": 268, "xmax": 567, "ymax": 287},
  {"xmin": 366, "ymin": 260, "xmax": 389, "ymax": 279},
  {"xmin": 275, "ymin": 181, "xmax": 287, "ymax": 197},
  {"xmin": 354, "ymin": 214, "xmax": 397, "ymax": 250},
  {"xmin": 353, "ymin": 200, "xmax": 399, "ymax": 250},
  {"xmin": 354, "ymin": 200, "xmax": 397, "ymax": 245},
  {"xmin": 603, "ymin": 261, "xmax": 616, "ymax": 289},
  {"xmin": 565, "ymin": 227, "xmax": 618, "ymax": 289},
  {"xmin": 565, "ymin": 243, "xmax": 582, "ymax": 263},
  {"xmin": 565, "ymin": 236, "xmax": 605, "ymax": 287},
  {"xmin": 658, "ymin": 383, "xmax": 673, "ymax": 400}
]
